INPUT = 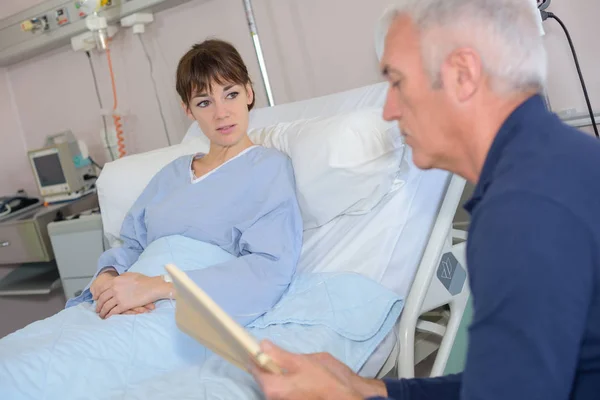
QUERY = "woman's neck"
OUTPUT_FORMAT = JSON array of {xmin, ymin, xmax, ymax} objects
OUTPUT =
[{"xmin": 202, "ymin": 135, "xmax": 254, "ymax": 167}]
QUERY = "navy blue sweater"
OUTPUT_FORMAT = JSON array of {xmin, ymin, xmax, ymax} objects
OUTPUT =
[{"xmin": 371, "ymin": 96, "xmax": 600, "ymax": 400}]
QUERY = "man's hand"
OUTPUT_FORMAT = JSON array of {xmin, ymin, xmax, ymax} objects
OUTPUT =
[
  {"xmin": 251, "ymin": 341, "xmax": 383, "ymax": 400},
  {"xmin": 95, "ymin": 272, "xmax": 164, "ymax": 319},
  {"xmin": 305, "ymin": 352, "xmax": 387, "ymax": 398}
]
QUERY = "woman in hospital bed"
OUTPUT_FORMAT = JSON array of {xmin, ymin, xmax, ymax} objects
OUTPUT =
[
  {"xmin": 64, "ymin": 39, "xmax": 302, "ymax": 322},
  {"xmin": 0, "ymin": 40, "xmax": 302, "ymax": 396}
]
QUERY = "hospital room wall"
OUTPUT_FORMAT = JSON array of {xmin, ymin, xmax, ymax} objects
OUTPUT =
[
  {"xmin": 251, "ymin": 0, "xmax": 390, "ymax": 104},
  {"xmin": 541, "ymin": 0, "xmax": 600, "ymax": 131},
  {"xmin": 0, "ymin": 1, "xmax": 46, "ymax": 195},
  {"xmin": 0, "ymin": 69, "xmax": 37, "ymax": 195},
  {"xmin": 0, "ymin": 0, "xmax": 47, "ymax": 197},
  {"xmin": 251, "ymin": 0, "xmax": 600, "ymax": 126},
  {"xmin": 0, "ymin": 0, "xmax": 268, "ymax": 186},
  {"xmin": 0, "ymin": 0, "xmax": 46, "ymax": 20},
  {"xmin": 1, "ymin": 0, "xmax": 600, "ymax": 196}
]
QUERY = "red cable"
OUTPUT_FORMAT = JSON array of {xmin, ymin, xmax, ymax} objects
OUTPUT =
[{"xmin": 106, "ymin": 43, "xmax": 126, "ymax": 158}]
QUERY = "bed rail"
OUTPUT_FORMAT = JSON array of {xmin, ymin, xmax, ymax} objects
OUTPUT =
[{"xmin": 377, "ymin": 173, "xmax": 469, "ymax": 378}]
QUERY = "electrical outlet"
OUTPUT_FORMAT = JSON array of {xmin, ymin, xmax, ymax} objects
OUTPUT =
[{"xmin": 39, "ymin": 15, "xmax": 49, "ymax": 31}]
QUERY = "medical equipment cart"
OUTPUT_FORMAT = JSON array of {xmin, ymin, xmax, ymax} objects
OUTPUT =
[
  {"xmin": 0, "ymin": 193, "xmax": 98, "ymax": 296},
  {"xmin": 48, "ymin": 211, "xmax": 107, "ymax": 299}
]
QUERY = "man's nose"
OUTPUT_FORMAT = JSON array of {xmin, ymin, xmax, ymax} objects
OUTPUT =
[{"xmin": 383, "ymin": 89, "xmax": 402, "ymax": 122}]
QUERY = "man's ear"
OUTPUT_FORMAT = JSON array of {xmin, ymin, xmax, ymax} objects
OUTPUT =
[
  {"xmin": 246, "ymin": 84, "xmax": 254, "ymax": 106},
  {"xmin": 181, "ymin": 101, "xmax": 194, "ymax": 120},
  {"xmin": 442, "ymin": 47, "xmax": 482, "ymax": 102}
]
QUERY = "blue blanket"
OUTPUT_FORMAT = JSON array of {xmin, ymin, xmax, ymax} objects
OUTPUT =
[{"xmin": 0, "ymin": 236, "xmax": 403, "ymax": 399}]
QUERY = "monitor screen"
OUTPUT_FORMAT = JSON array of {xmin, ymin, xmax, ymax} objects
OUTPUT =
[{"xmin": 33, "ymin": 153, "xmax": 67, "ymax": 187}]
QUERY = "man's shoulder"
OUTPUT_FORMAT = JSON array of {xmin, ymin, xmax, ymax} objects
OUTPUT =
[
  {"xmin": 488, "ymin": 119, "xmax": 600, "ymax": 222},
  {"xmin": 501, "ymin": 114, "xmax": 600, "ymax": 175},
  {"xmin": 478, "ymin": 185, "xmax": 594, "ymax": 240}
]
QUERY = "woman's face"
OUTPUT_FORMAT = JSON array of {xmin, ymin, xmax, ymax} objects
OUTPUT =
[{"xmin": 184, "ymin": 81, "xmax": 254, "ymax": 148}]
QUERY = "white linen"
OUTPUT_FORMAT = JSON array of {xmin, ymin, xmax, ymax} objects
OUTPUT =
[{"xmin": 249, "ymin": 108, "xmax": 404, "ymax": 229}]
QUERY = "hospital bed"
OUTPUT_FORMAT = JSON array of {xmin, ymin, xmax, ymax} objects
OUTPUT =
[
  {"xmin": 179, "ymin": 82, "xmax": 470, "ymax": 379},
  {"xmin": 0, "ymin": 82, "xmax": 470, "ymax": 399}
]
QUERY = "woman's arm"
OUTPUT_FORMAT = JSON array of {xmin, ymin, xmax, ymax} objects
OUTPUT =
[
  {"xmin": 95, "ymin": 207, "xmax": 147, "ymax": 275},
  {"xmin": 65, "ymin": 162, "xmax": 174, "ymax": 308}
]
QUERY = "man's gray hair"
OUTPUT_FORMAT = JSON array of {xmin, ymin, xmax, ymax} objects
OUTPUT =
[{"xmin": 377, "ymin": 0, "xmax": 547, "ymax": 92}]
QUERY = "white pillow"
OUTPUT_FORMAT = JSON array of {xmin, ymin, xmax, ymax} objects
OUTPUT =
[
  {"xmin": 249, "ymin": 108, "xmax": 404, "ymax": 229},
  {"xmin": 98, "ymin": 109, "xmax": 404, "ymax": 245}
]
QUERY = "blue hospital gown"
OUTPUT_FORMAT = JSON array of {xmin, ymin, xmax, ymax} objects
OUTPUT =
[{"xmin": 67, "ymin": 146, "xmax": 303, "ymax": 325}]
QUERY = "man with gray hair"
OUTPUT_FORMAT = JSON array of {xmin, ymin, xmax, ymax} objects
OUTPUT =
[{"xmin": 251, "ymin": 0, "xmax": 600, "ymax": 399}]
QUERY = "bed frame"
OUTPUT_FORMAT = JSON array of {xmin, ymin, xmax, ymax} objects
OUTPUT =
[{"xmin": 378, "ymin": 173, "xmax": 470, "ymax": 378}]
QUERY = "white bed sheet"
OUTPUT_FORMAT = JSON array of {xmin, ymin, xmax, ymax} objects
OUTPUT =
[
  {"xmin": 357, "ymin": 163, "xmax": 449, "ymax": 376},
  {"xmin": 297, "ymin": 147, "xmax": 448, "ymax": 296},
  {"xmin": 182, "ymin": 82, "xmax": 451, "ymax": 376},
  {"xmin": 300, "ymin": 147, "xmax": 449, "ymax": 376}
]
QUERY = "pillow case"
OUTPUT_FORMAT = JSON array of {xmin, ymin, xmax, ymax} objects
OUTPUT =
[{"xmin": 249, "ymin": 108, "xmax": 404, "ymax": 229}]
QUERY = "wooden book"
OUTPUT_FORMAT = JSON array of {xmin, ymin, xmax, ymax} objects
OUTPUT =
[{"xmin": 165, "ymin": 263, "xmax": 281, "ymax": 374}]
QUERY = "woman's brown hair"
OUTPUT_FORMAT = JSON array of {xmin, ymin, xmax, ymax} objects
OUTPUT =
[{"xmin": 176, "ymin": 39, "xmax": 255, "ymax": 110}]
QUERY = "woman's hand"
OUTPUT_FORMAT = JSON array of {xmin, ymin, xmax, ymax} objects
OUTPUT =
[
  {"xmin": 95, "ymin": 272, "xmax": 166, "ymax": 319},
  {"xmin": 122, "ymin": 303, "xmax": 157, "ymax": 315},
  {"xmin": 90, "ymin": 268, "xmax": 119, "ymax": 301},
  {"xmin": 90, "ymin": 270, "xmax": 159, "ymax": 317}
]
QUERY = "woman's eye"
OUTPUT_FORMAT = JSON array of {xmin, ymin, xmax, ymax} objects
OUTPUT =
[
  {"xmin": 226, "ymin": 91, "xmax": 239, "ymax": 99},
  {"xmin": 197, "ymin": 100, "xmax": 210, "ymax": 108},
  {"xmin": 392, "ymin": 80, "xmax": 402, "ymax": 89}
]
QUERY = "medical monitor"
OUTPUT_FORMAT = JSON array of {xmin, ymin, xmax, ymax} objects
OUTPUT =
[{"xmin": 28, "ymin": 142, "xmax": 85, "ymax": 200}]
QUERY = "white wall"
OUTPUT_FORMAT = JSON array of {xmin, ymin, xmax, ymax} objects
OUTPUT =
[
  {"xmin": 544, "ymin": 0, "xmax": 600, "ymax": 119},
  {"xmin": 0, "ymin": 0, "xmax": 392, "ymax": 195},
  {"xmin": 253, "ymin": 0, "xmax": 389, "ymax": 104},
  {"xmin": 1, "ymin": 0, "xmax": 599, "ymax": 196},
  {"xmin": 252, "ymin": 0, "xmax": 600, "ymax": 123},
  {"xmin": 0, "ymin": 69, "xmax": 35, "ymax": 195},
  {"xmin": 0, "ymin": 0, "xmax": 46, "ymax": 20},
  {"xmin": 0, "ymin": 0, "xmax": 47, "ymax": 194},
  {"xmin": 7, "ymin": 0, "xmax": 268, "ymax": 156},
  {"xmin": 0, "ymin": 0, "xmax": 268, "ymax": 195}
]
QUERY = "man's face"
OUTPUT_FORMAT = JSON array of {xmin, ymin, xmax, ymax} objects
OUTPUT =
[{"xmin": 381, "ymin": 15, "xmax": 457, "ymax": 170}]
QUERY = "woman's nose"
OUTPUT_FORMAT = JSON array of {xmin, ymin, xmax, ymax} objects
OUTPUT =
[{"xmin": 214, "ymin": 100, "xmax": 230, "ymax": 120}]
